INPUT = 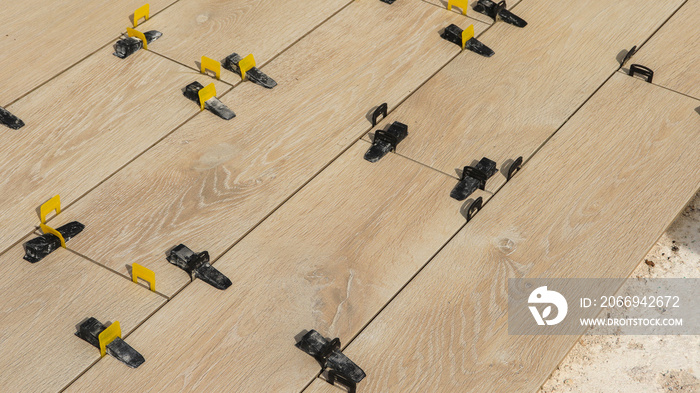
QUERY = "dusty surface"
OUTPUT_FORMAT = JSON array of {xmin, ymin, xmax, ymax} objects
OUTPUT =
[{"xmin": 540, "ymin": 192, "xmax": 700, "ymax": 393}]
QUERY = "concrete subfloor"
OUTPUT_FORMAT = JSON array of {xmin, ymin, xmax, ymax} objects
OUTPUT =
[{"xmin": 540, "ymin": 192, "xmax": 700, "ymax": 393}]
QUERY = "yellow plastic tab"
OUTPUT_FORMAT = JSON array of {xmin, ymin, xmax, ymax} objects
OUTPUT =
[
  {"xmin": 40, "ymin": 223, "xmax": 66, "ymax": 248},
  {"xmin": 98, "ymin": 321, "xmax": 122, "ymax": 357},
  {"xmin": 132, "ymin": 263, "xmax": 156, "ymax": 292},
  {"xmin": 39, "ymin": 195, "xmax": 65, "ymax": 247},
  {"xmin": 127, "ymin": 27, "xmax": 148, "ymax": 50},
  {"xmin": 200, "ymin": 56, "xmax": 221, "ymax": 79},
  {"xmin": 133, "ymin": 4, "xmax": 150, "ymax": 27},
  {"xmin": 198, "ymin": 83, "xmax": 216, "ymax": 110},
  {"xmin": 238, "ymin": 54, "xmax": 256, "ymax": 80},
  {"xmin": 447, "ymin": 0, "xmax": 468, "ymax": 15},
  {"xmin": 40, "ymin": 195, "xmax": 61, "ymax": 224},
  {"xmin": 461, "ymin": 24, "xmax": 475, "ymax": 50}
]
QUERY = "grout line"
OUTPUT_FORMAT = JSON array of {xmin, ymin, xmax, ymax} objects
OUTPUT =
[
  {"xmin": 5, "ymin": 37, "xmax": 120, "ymax": 108},
  {"xmin": 58, "ymin": 358, "xmax": 101, "ymax": 393},
  {"xmin": 143, "ymin": 0, "xmax": 186, "ymax": 21},
  {"xmin": 299, "ymin": 375, "xmax": 323, "ymax": 392},
  {"xmin": 0, "ymin": 230, "xmax": 35, "ymax": 259},
  {"xmin": 251, "ymin": 0, "xmax": 355, "ymax": 72},
  {"xmin": 147, "ymin": 49, "xmax": 239, "ymax": 88},
  {"xmin": 65, "ymin": 248, "xmax": 170, "ymax": 299},
  {"xmin": 638, "ymin": 76, "xmax": 700, "ymax": 102},
  {"xmin": 359, "ymin": 138, "xmax": 460, "ymax": 179},
  {"xmin": 393, "ymin": 150, "xmax": 460, "ymax": 179},
  {"xmin": 4, "ymin": 0, "xmax": 186, "ymax": 108},
  {"xmin": 632, "ymin": 0, "xmax": 690, "ymax": 53}
]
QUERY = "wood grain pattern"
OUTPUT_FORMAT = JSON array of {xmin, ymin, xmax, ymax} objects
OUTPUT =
[
  {"xmin": 137, "ymin": 0, "xmax": 351, "ymax": 85},
  {"xmin": 303, "ymin": 74, "xmax": 700, "ymax": 393},
  {"xmin": 365, "ymin": 0, "xmax": 686, "ymax": 183},
  {"xmin": 0, "ymin": 46, "xmax": 227, "ymax": 255},
  {"xmin": 64, "ymin": 141, "xmax": 483, "ymax": 392},
  {"xmin": 58, "ymin": 0, "xmax": 487, "ymax": 297},
  {"xmin": 0, "ymin": 245, "xmax": 164, "ymax": 392},
  {"xmin": 631, "ymin": 0, "xmax": 700, "ymax": 99},
  {"xmin": 0, "ymin": 0, "xmax": 177, "ymax": 106}
]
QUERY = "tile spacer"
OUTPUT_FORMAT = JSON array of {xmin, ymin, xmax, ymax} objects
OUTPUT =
[
  {"xmin": 364, "ymin": 121, "xmax": 408, "ymax": 163},
  {"xmin": 0, "ymin": 106, "xmax": 25, "ymax": 129},
  {"xmin": 200, "ymin": 56, "xmax": 221, "ymax": 79},
  {"xmin": 238, "ymin": 54, "xmax": 256, "ymax": 81},
  {"xmin": 39, "ymin": 195, "xmax": 66, "ymax": 248},
  {"xmin": 133, "ymin": 4, "xmax": 150, "ymax": 27},
  {"xmin": 132, "ymin": 263, "xmax": 156, "ymax": 292},
  {"xmin": 474, "ymin": 0, "xmax": 527, "ymax": 27},
  {"xmin": 465, "ymin": 196, "xmax": 483, "ymax": 222},
  {"xmin": 198, "ymin": 83, "xmax": 217, "ymax": 110},
  {"xmin": 506, "ymin": 156, "xmax": 523, "ymax": 181},
  {"xmin": 451, "ymin": 157, "xmax": 498, "ymax": 200},
  {"xmin": 114, "ymin": 29, "xmax": 162, "ymax": 59},
  {"xmin": 23, "ymin": 195, "xmax": 85, "ymax": 262},
  {"xmin": 127, "ymin": 27, "xmax": 149, "ymax": 50},
  {"xmin": 621, "ymin": 45, "xmax": 637, "ymax": 67},
  {"xmin": 296, "ymin": 330, "xmax": 366, "ymax": 392},
  {"xmin": 24, "ymin": 222, "xmax": 84, "ymax": 263},
  {"xmin": 628, "ymin": 64, "xmax": 654, "ymax": 83},
  {"xmin": 447, "ymin": 0, "xmax": 469, "ymax": 15},
  {"xmin": 75, "ymin": 318, "xmax": 145, "ymax": 368},
  {"xmin": 182, "ymin": 81, "xmax": 235, "ymax": 120},
  {"xmin": 371, "ymin": 103, "xmax": 388, "ymax": 127},
  {"xmin": 441, "ymin": 24, "xmax": 494, "ymax": 57},
  {"xmin": 98, "ymin": 321, "xmax": 121, "ymax": 358},
  {"xmin": 166, "ymin": 244, "xmax": 232, "ymax": 290},
  {"xmin": 223, "ymin": 53, "xmax": 277, "ymax": 89}
]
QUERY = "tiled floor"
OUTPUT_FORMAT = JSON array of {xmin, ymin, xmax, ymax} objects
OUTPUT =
[{"xmin": 0, "ymin": 0, "xmax": 698, "ymax": 391}]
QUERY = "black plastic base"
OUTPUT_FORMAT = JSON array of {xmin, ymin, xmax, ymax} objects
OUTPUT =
[{"xmin": 23, "ymin": 221, "xmax": 85, "ymax": 263}]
